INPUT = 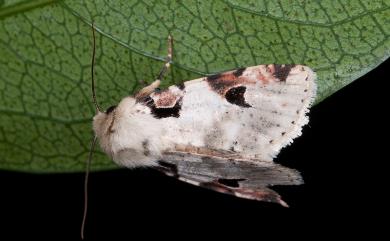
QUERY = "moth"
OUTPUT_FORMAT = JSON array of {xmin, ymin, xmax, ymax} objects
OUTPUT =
[{"xmin": 85, "ymin": 25, "xmax": 316, "ymax": 217}]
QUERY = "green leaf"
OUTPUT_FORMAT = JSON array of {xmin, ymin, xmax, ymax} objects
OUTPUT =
[{"xmin": 0, "ymin": 0, "xmax": 389, "ymax": 172}]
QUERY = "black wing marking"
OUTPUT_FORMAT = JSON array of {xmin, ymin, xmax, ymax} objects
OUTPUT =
[{"xmin": 154, "ymin": 150, "xmax": 303, "ymax": 207}]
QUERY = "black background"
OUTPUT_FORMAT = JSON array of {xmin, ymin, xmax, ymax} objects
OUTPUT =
[{"xmin": 1, "ymin": 60, "xmax": 388, "ymax": 239}]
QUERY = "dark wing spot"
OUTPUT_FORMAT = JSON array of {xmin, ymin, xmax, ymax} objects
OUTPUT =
[
  {"xmin": 176, "ymin": 83, "xmax": 185, "ymax": 90},
  {"xmin": 233, "ymin": 67, "xmax": 246, "ymax": 77},
  {"xmin": 217, "ymin": 178, "xmax": 246, "ymax": 188},
  {"xmin": 106, "ymin": 105, "xmax": 117, "ymax": 114},
  {"xmin": 208, "ymin": 80, "xmax": 229, "ymax": 95},
  {"xmin": 225, "ymin": 86, "xmax": 252, "ymax": 108},
  {"xmin": 206, "ymin": 72, "xmax": 242, "ymax": 95},
  {"xmin": 207, "ymin": 73, "xmax": 222, "ymax": 81},
  {"xmin": 142, "ymin": 96, "xmax": 182, "ymax": 119},
  {"xmin": 141, "ymin": 96, "xmax": 154, "ymax": 106},
  {"xmin": 273, "ymin": 64, "xmax": 295, "ymax": 82},
  {"xmin": 152, "ymin": 100, "xmax": 182, "ymax": 118}
]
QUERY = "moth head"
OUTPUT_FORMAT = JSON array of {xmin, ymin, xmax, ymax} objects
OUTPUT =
[
  {"xmin": 92, "ymin": 97, "xmax": 136, "ymax": 140},
  {"xmin": 92, "ymin": 105, "xmax": 117, "ymax": 140}
]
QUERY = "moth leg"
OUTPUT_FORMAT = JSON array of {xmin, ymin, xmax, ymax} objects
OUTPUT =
[
  {"xmin": 156, "ymin": 34, "xmax": 173, "ymax": 84},
  {"xmin": 135, "ymin": 35, "xmax": 173, "ymax": 99},
  {"xmin": 135, "ymin": 79, "xmax": 151, "ymax": 97},
  {"xmin": 135, "ymin": 79, "xmax": 161, "ymax": 99}
]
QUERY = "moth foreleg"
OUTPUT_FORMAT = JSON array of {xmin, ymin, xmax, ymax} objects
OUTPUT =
[
  {"xmin": 155, "ymin": 35, "xmax": 173, "ymax": 83},
  {"xmin": 135, "ymin": 35, "xmax": 173, "ymax": 99},
  {"xmin": 135, "ymin": 79, "xmax": 161, "ymax": 99}
]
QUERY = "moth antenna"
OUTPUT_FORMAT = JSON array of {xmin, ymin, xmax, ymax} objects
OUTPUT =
[
  {"xmin": 81, "ymin": 136, "xmax": 98, "ymax": 240},
  {"xmin": 91, "ymin": 22, "xmax": 101, "ymax": 113}
]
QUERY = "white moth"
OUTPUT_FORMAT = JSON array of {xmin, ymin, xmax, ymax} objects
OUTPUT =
[
  {"xmin": 81, "ymin": 24, "xmax": 317, "ymax": 239},
  {"xmin": 85, "ymin": 25, "xmax": 316, "ymax": 215},
  {"xmin": 94, "ymin": 62, "xmax": 316, "ymax": 166}
]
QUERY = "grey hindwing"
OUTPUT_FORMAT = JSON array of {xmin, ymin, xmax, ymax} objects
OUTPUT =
[{"xmin": 154, "ymin": 151, "xmax": 303, "ymax": 207}]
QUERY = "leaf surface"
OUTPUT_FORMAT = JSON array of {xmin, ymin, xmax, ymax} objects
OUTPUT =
[{"xmin": 0, "ymin": 0, "xmax": 389, "ymax": 172}]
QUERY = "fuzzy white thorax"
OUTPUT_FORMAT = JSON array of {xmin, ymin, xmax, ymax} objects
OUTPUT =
[{"xmin": 93, "ymin": 97, "xmax": 169, "ymax": 168}]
